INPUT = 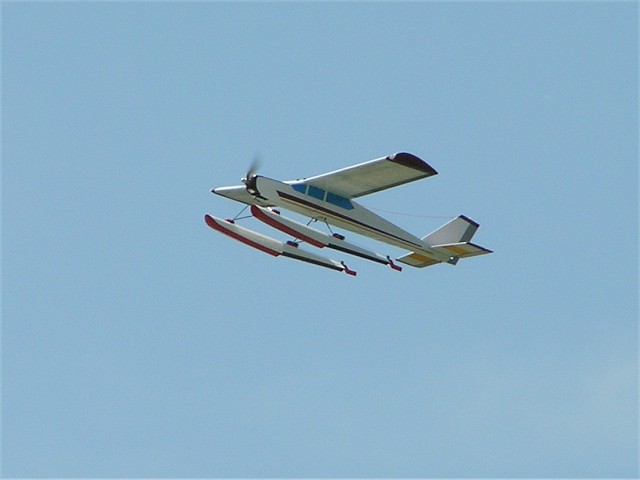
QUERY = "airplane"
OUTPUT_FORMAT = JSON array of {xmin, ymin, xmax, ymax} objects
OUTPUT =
[{"xmin": 205, "ymin": 152, "xmax": 491, "ymax": 276}]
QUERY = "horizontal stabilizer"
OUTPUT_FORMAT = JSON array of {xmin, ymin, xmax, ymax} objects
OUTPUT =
[
  {"xmin": 396, "ymin": 241, "xmax": 492, "ymax": 268},
  {"xmin": 395, "ymin": 251, "xmax": 441, "ymax": 268},
  {"xmin": 431, "ymin": 242, "xmax": 493, "ymax": 259}
]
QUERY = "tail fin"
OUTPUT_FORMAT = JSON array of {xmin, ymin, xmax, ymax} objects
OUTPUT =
[
  {"xmin": 422, "ymin": 215, "xmax": 479, "ymax": 246},
  {"xmin": 395, "ymin": 215, "xmax": 492, "ymax": 268}
]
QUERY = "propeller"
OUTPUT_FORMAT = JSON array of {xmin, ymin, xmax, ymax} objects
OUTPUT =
[{"xmin": 242, "ymin": 154, "xmax": 262, "ymax": 195}]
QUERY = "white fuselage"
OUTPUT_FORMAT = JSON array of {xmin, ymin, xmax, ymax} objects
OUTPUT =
[{"xmin": 251, "ymin": 176, "xmax": 447, "ymax": 261}]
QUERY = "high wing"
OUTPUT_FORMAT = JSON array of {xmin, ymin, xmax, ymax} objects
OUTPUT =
[{"xmin": 288, "ymin": 152, "xmax": 438, "ymax": 199}]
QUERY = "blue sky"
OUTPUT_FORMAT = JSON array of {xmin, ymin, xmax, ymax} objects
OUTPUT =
[{"xmin": 2, "ymin": 2, "xmax": 637, "ymax": 477}]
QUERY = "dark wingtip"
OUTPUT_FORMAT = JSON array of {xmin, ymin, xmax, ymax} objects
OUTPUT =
[{"xmin": 388, "ymin": 152, "xmax": 438, "ymax": 176}]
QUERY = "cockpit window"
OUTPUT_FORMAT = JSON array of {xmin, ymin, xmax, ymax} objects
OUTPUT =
[
  {"xmin": 291, "ymin": 183, "xmax": 354, "ymax": 210},
  {"xmin": 326, "ymin": 192, "xmax": 353, "ymax": 210},
  {"xmin": 292, "ymin": 184, "xmax": 307, "ymax": 194},
  {"xmin": 307, "ymin": 185, "xmax": 325, "ymax": 200}
]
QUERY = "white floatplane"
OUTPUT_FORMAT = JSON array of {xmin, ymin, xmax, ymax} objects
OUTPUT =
[{"xmin": 206, "ymin": 152, "xmax": 491, "ymax": 275}]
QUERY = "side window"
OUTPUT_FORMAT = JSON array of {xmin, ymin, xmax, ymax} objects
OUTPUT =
[
  {"xmin": 326, "ymin": 192, "xmax": 354, "ymax": 210},
  {"xmin": 292, "ymin": 184, "xmax": 307, "ymax": 194},
  {"xmin": 308, "ymin": 185, "xmax": 325, "ymax": 201}
]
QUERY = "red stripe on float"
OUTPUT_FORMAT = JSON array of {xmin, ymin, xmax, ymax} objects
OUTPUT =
[
  {"xmin": 204, "ymin": 214, "xmax": 281, "ymax": 257},
  {"xmin": 250, "ymin": 205, "xmax": 326, "ymax": 248}
]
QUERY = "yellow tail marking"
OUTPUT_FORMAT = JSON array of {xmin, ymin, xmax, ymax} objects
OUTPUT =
[
  {"xmin": 409, "ymin": 253, "xmax": 439, "ymax": 265},
  {"xmin": 445, "ymin": 245, "xmax": 468, "ymax": 256}
]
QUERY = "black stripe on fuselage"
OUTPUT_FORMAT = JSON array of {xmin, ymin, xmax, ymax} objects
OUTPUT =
[{"xmin": 276, "ymin": 190, "xmax": 424, "ymax": 249}]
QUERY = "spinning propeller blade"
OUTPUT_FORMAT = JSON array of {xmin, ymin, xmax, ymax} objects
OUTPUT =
[{"xmin": 242, "ymin": 154, "xmax": 262, "ymax": 195}]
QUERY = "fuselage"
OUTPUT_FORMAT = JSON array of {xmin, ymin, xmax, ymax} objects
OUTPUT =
[{"xmin": 249, "ymin": 176, "xmax": 447, "ymax": 260}]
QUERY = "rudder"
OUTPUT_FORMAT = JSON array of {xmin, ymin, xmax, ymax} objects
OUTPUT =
[
  {"xmin": 422, "ymin": 215, "xmax": 479, "ymax": 246},
  {"xmin": 396, "ymin": 215, "xmax": 491, "ymax": 268}
]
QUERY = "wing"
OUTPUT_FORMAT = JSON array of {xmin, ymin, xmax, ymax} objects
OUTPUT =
[{"xmin": 289, "ymin": 152, "xmax": 437, "ymax": 199}]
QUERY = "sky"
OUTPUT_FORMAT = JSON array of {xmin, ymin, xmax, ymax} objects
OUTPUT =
[{"xmin": 2, "ymin": 2, "xmax": 638, "ymax": 478}]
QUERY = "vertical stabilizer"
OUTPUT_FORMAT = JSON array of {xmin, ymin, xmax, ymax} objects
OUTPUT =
[{"xmin": 422, "ymin": 215, "xmax": 479, "ymax": 246}]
